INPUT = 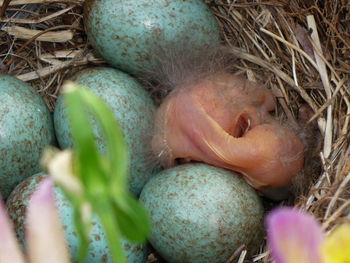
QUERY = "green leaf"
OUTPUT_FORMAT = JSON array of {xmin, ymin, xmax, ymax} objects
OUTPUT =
[
  {"xmin": 112, "ymin": 194, "xmax": 151, "ymax": 242},
  {"xmin": 95, "ymin": 201, "xmax": 127, "ymax": 263},
  {"xmin": 78, "ymin": 89, "xmax": 129, "ymax": 189},
  {"xmin": 72, "ymin": 201, "xmax": 90, "ymax": 261},
  {"xmin": 63, "ymin": 85, "xmax": 107, "ymax": 197},
  {"xmin": 56, "ymin": 82, "xmax": 151, "ymax": 263}
]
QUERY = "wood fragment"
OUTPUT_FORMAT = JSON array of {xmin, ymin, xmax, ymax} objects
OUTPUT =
[
  {"xmin": 237, "ymin": 250, "xmax": 247, "ymax": 263},
  {"xmin": 0, "ymin": 0, "xmax": 84, "ymax": 5},
  {"xmin": 2, "ymin": 25, "xmax": 73, "ymax": 42},
  {"xmin": 225, "ymin": 244, "xmax": 245, "ymax": 263},
  {"xmin": 40, "ymin": 50, "xmax": 86, "ymax": 59},
  {"xmin": 0, "ymin": 5, "xmax": 75, "ymax": 24},
  {"xmin": 307, "ymin": 15, "xmax": 333, "ymax": 159},
  {"xmin": 324, "ymin": 172, "xmax": 350, "ymax": 221},
  {"xmin": 0, "ymin": 0, "xmax": 11, "ymax": 18},
  {"xmin": 227, "ymin": 43, "xmax": 320, "ymax": 113},
  {"xmin": 1, "ymin": 24, "xmax": 83, "ymax": 73},
  {"xmin": 323, "ymin": 198, "xmax": 350, "ymax": 230},
  {"xmin": 260, "ymin": 27, "xmax": 318, "ymax": 69},
  {"xmin": 16, "ymin": 52, "xmax": 104, "ymax": 81},
  {"xmin": 253, "ymin": 251, "xmax": 269, "ymax": 262},
  {"xmin": 308, "ymin": 78, "xmax": 347, "ymax": 123}
]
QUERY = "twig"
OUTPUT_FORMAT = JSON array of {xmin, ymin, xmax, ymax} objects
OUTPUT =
[
  {"xmin": 226, "ymin": 244, "xmax": 246, "ymax": 263},
  {"xmin": 253, "ymin": 251, "xmax": 269, "ymax": 262},
  {"xmin": 0, "ymin": 0, "xmax": 83, "ymax": 5},
  {"xmin": 2, "ymin": 25, "xmax": 73, "ymax": 42},
  {"xmin": 0, "ymin": 0, "xmax": 11, "ymax": 18},
  {"xmin": 226, "ymin": 43, "xmax": 320, "ymax": 114},
  {"xmin": 260, "ymin": 27, "xmax": 318, "ymax": 69},
  {"xmin": 323, "ymin": 198, "xmax": 350, "ymax": 230},
  {"xmin": 0, "ymin": 5, "xmax": 75, "ymax": 24},
  {"xmin": 16, "ymin": 52, "xmax": 104, "ymax": 81},
  {"xmin": 307, "ymin": 15, "xmax": 333, "ymax": 158},
  {"xmin": 1, "ymin": 24, "xmax": 83, "ymax": 73},
  {"xmin": 303, "ymin": 172, "xmax": 327, "ymax": 211},
  {"xmin": 324, "ymin": 172, "xmax": 350, "ymax": 220},
  {"xmin": 308, "ymin": 78, "xmax": 347, "ymax": 123},
  {"xmin": 237, "ymin": 250, "xmax": 247, "ymax": 263}
]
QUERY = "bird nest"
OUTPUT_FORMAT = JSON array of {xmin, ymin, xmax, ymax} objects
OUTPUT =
[{"xmin": 1, "ymin": 0, "xmax": 349, "ymax": 262}]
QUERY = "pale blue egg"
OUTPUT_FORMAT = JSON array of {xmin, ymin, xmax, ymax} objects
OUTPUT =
[
  {"xmin": 6, "ymin": 173, "xmax": 148, "ymax": 263},
  {"xmin": 84, "ymin": 0, "xmax": 221, "ymax": 74},
  {"xmin": 0, "ymin": 74, "xmax": 55, "ymax": 198},
  {"xmin": 140, "ymin": 163, "xmax": 264, "ymax": 263},
  {"xmin": 54, "ymin": 67, "xmax": 158, "ymax": 196}
]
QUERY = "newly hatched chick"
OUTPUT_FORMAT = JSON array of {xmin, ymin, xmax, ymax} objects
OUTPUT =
[
  {"xmin": 152, "ymin": 73, "xmax": 304, "ymax": 189},
  {"xmin": 143, "ymin": 45, "xmax": 306, "ymax": 199}
]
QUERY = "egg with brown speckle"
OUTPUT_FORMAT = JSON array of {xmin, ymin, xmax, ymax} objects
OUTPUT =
[
  {"xmin": 140, "ymin": 163, "xmax": 264, "ymax": 263},
  {"xmin": 54, "ymin": 67, "xmax": 158, "ymax": 196},
  {"xmin": 6, "ymin": 173, "xmax": 148, "ymax": 263},
  {"xmin": 0, "ymin": 74, "xmax": 55, "ymax": 198},
  {"xmin": 83, "ymin": 0, "xmax": 221, "ymax": 74}
]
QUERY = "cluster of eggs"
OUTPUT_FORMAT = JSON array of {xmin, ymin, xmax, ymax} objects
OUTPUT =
[{"xmin": 0, "ymin": 0, "xmax": 273, "ymax": 262}]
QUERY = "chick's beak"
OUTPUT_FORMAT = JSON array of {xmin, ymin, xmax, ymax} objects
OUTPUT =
[{"xmin": 152, "ymin": 74, "xmax": 304, "ymax": 189}]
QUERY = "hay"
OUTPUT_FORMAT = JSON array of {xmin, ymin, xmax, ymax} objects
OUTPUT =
[
  {"xmin": 1, "ymin": 0, "xmax": 350, "ymax": 262},
  {"xmin": 0, "ymin": 0, "xmax": 103, "ymax": 110},
  {"xmin": 210, "ymin": 1, "xmax": 350, "ymax": 261}
]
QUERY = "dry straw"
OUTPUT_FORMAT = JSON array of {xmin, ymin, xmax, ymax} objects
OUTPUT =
[{"xmin": 0, "ymin": 0, "xmax": 349, "ymax": 262}]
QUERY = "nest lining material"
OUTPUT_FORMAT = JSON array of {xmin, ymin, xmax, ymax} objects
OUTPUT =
[{"xmin": 1, "ymin": 0, "xmax": 350, "ymax": 262}]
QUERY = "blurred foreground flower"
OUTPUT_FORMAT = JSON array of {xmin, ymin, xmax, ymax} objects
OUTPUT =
[
  {"xmin": 266, "ymin": 207, "xmax": 350, "ymax": 263},
  {"xmin": 0, "ymin": 178, "xmax": 71, "ymax": 263}
]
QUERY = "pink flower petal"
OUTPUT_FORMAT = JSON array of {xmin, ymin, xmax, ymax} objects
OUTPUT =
[
  {"xmin": 25, "ymin": 178, "xmax": 71, "ymax": 263},
  {"xmin": 0, "ymin": 196, "xmax": 26, "ymax": 263},
  {"xmin": 266, "ymin": 207, "xmax": 324, "ymax": 263}
]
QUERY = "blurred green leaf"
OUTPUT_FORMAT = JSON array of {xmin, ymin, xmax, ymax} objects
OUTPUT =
[
  {"xmin": 53, "ymin": 81, "xmax": 151, "ymax": 263},
  {"xmin": 64, "ymin": 87, "xmax": 106, "ymax": 197},
  {"xmin": 96, "ymin": 200, "xmax": 126, "ymax": 263},
  {"xmin": 78, "ymin": 89, "xmax": 129, "ymax": 192},
  {"xmin": 112, "ymin": 195, "xmax": 151, "ymax": 242}
]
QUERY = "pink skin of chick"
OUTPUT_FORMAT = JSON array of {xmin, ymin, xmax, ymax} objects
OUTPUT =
[{"xmin": 152, "ymin": 73, "xmax": 304, "ymax": 194}]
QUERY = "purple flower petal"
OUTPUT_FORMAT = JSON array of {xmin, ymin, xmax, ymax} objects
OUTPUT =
[
  {"xmin": 0, "ymin": 196, "xmax": 26, "ymax": 263},
  {"xmin": 266, "ymin": 207, "xmax": 324, "ymax": 263},
  {"xmin": 25, "ymin": 178, "xmax": 71, "ymax": 263}
]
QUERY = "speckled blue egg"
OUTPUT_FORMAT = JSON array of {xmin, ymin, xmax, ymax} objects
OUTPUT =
[
  {"xmin": 6, "ymin": 173, "xmax": 148, "ymax": 263},
  {"xmin": 54, "ymin": 67, "xmax": 158, "ymax": 196},
  {"xmin": 139, "ymin": 163, "xmax": 264, "ymax": 263},
  {"xmin": 0, "ymin": 74, "xmax": 55, "ymax": 198},
  {"xmin": 84, "ymin": 0, "xmax": 221, "ymax": 74}
]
